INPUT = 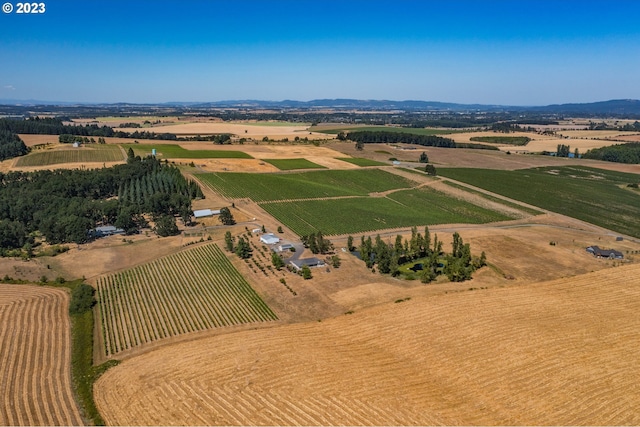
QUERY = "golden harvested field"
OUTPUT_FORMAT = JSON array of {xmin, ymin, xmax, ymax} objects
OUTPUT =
[
  {"xmin": 0, "ymin": 284, "xmax": 83, "ymax": 426},
  {"xmin": 446, "ymin": 130, "xmax": 630, "ymax": 153},
  {"xmin": 117, "ymin": 122, "xmax": 330, "ymax": 140},
  {"xmin": 95, "ymin": 263, "xmax": 640, "ymax": 425}
]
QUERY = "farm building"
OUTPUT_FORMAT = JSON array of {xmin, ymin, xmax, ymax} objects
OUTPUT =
[
  {"xmin": 278, "ymin": 243, "xmax": 294, "ymax": 252},
  {"xmin": 290, "ymin": 258, "xmax": 324, "ymax": 271},
  {"xmin": 260, "ymin": 233, "xmax": 280, "ymax": 245},
  {"xmin": 586, "ymin": 246, "xmax": 623, "ymax": 259},
  {"xmin": 91, "ymin": 225, "xmax": 125, "ymax": 238},
  {"xmin": 193, "ymin": 209, "xmax": 221, "ymax": 218}
]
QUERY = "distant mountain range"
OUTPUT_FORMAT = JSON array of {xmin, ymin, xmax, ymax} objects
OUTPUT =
[{"xmin": 2, "ymin": 98, "xmax": 640, "ymax": 115}]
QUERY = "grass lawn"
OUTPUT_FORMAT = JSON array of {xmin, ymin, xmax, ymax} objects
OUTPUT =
[
  {"xmin": 122, "ymin": 144, "xmax": 253, "ymax": 159},
  {"xmin": 262, "ymin": 158, "xmax": 326, "ymax": 170},
  {"xmin": 439, "ymin": 166, "xmax": 640, "ymax": 238}
]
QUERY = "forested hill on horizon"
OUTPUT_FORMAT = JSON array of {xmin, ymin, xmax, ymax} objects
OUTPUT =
[{"xmin": 2, "ymin": 99, "xmax": 640, "ymax": 115}]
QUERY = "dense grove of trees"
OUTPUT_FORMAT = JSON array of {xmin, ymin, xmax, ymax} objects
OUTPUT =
[
  {"xmin": 0, "ymin": 155, "xmax": 202, "ymax": 253},
  {"xmin": 355, "ymin": 227, "xmax": 485, "ymax": 283},
  {"xmin": 347, "ymin": 131, "xmax": 456, "ymax": 148},
  {"xmin": 0, "ymin": 129, "xmax": 29, "ymax": 161},
  {"xmin": 301, "ymin": 231, "xmax": 333, "ymax": 254},
  {"xmin": 583, "ymin": 142, "xmax": 640, "ymax": 164}
]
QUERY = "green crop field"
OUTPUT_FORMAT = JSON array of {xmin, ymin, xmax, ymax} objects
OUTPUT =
[
  {"xmin": 197, "ymin": 169, "xmax": 416, "ymax": 201},
  {"xmin": 123, "ymin": 144, "xmax": 253, "ymax": 159},
  {"xmin": 439, "ymin": 166, "xmax": 640, "ymax": 238},
  {"xmin": 260, "ymin": 187, "xmax": 513, "ymax": 236},
  {"xmin": 469, "ymin": 136, "xmax": 531, "ymax": 145},
  {"xmin": 15, "ymin": 146, "xmax": 125, "ymax": 166},
  {"xmin": 96, "ymin": 243, "xmax": 277, "ymax": 356},
  {"xmin": 337, "ymin": 157, "xmax": 388, "ymax": 167},
  {"xmin": 310, "ymin": 126, "xmax": 462, "ymax": 135},
  {"xmin": 262, "ymin": 158, "xmax": 326, "ymax": 170}
]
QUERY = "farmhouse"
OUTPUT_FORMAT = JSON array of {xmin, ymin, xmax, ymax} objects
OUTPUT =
[
  {"xmin": 260, "ymin": 233, "xmax": 280, "ymax": 245},
  {"xmin": 91, "ymin": 225, "xmax": 125, "ymax": 238},
  {"xmin": 290, "ymin": 257, "xmax": 324, "ymax": 271},
  {"xmin": 193, "ymin": 209, "xmax": 221, "ymax": 218},
  {"xmin": 586, "ymin": 246, "xmax": 624, "ymax": 259}
]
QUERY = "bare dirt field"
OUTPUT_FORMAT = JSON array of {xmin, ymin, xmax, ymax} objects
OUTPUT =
[
  {"xmin": 0, "ymin": 284, "xmax": 84, "ymax": 426},
  {"xmin": 18, "ymin": 134, "xmax": 60, "ymax": 147},
  {"xmin": 329, "ymin": 141, "xmax": 640, "ymax": 173},
  {"xmin": 95, "ymin": 262, "xmax": 640, "ymax": 426}
]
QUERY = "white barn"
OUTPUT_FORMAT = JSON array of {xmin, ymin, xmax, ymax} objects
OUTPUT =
[
  {"xmin": 193, "ymin": 209, "xmax": 221, "ymax": 219},
  {"xmin": 260, "ymin": 233, "xmax": 280, "ymax": 245}
]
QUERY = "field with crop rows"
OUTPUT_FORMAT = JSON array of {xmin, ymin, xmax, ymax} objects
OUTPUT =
[
  {"xmin": 197, "ymin": 168, "xmax": 415, "ymax": 201},
  {"xmin": 262, "ymin": 158, "xmax": 326, "ymax": 170},
  {"xmin": 337, "ymin": 157, "xmax": 388, "ymax": 166},
  {"xmin": 123, "ymin": 144, "xmax": 253, "ymax": 159},
  {"xmin": 15, "ymin": 146, "xmax": 124, "ymax": 166},
  {"xmin": 96, "ymin": 243, "xmax": 277, "ymax": 356},
  {"xmin": 260, "ymin": 187, "xmax": 513, "ymax": 236},
  {"xmin": 439, "ymin": 166, "xmax": 640, "ymax": 238},
  {"xmin": 0, "ymin": 285, "xmax": 83, "ymax": 426},
  {"xmin": 95, "ymin": 263, "xmax": 640, "ymax": 425}
]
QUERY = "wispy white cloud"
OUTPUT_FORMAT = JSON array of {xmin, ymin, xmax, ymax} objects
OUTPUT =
[{"xmin": 3, "ymin": 85, "xmax": 16, "ymax": 91}]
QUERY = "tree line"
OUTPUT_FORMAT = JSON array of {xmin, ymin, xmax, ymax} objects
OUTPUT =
[
  {"xmin": 0, "ymin": 155, "xmax": 203, "ymax": 255},
  {"xmin": 0, "ymin": 117, "xmax": 230, "ymax": 143},
  {"xmin": 583, "ymin": 142, "xmax": 640, "ymax": 164},
  {"xmin": 347, "ymin": 131, "xmax": 457, "ymax": 148}
]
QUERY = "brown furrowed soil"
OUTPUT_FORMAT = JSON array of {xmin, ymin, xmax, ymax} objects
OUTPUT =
[
  {"xmin": 94, "ymin": 263, "xmax": 640, "ymax": 426},
  {"xmin": 0, "ymin": 284, "xmax": 83, "ymax": 426}
]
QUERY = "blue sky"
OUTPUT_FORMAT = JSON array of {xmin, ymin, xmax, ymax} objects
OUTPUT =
[{"xmin": 1, "ymin": 0, "xmax": 639, "ymax": 105}]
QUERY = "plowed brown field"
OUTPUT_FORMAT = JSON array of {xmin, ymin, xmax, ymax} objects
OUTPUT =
[
  {"xmin": 0, "ymin": 285, "xmax": 83, "ymax": 426},
  {"xmin": 95, "ymin": 263, "xmax": 640, "ymax": 425}
]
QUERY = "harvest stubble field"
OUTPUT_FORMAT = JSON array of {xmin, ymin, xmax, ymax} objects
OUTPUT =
[
  {"xmin": 0, "ymin": 285, "xmax": 84, "ymax": 426},
  {"xmin": 94, "ymin": 263, "xmax": 640, "ymax": 425}
]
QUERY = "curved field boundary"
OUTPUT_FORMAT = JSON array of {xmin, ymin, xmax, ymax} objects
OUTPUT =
[
  {"xmin": 0, "ymin": 285, "xmax": 84, "ymax": 426},
  {"xmin": 96, "ymin": 243, "xmax": 277, "ymax": 357},
  {"xmin": 96, "ymin": 263, "xmax": 640, "ymax": 425}
]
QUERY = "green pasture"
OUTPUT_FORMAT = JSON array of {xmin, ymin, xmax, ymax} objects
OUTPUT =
[
  {"xmin": 197, "ymin": 169, "xmax": 415, "ymax": 201},
  {"xmin": 469, "ymin": 136, "xmax": 531, "ymax": 145},
  {"xmin": 259, "ymin": 187, "xmax": 513, "ymax": 236},
  {"xmin": 439, "ymin": 166, "xmax": 640, "ymax": 238},
  {"xmin": 262, "ymin": 158, "xmax": 326, "ymax": 170},
  {"xmin": 337, "ymin": 157, "xmax": 388, "ymax": 167},
  {"xmin": 122, "ymin": 144, "xmax": 252, "ymax": 159}
]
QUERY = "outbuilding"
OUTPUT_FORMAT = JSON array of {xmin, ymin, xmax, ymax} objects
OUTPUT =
[
  {"xmin": 260, "ymin": 233, "xmax": 280, "ymax": 245},
  {"xmin": 193, "ymin": 209, "xmax": 221, "ymax": 218}
]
